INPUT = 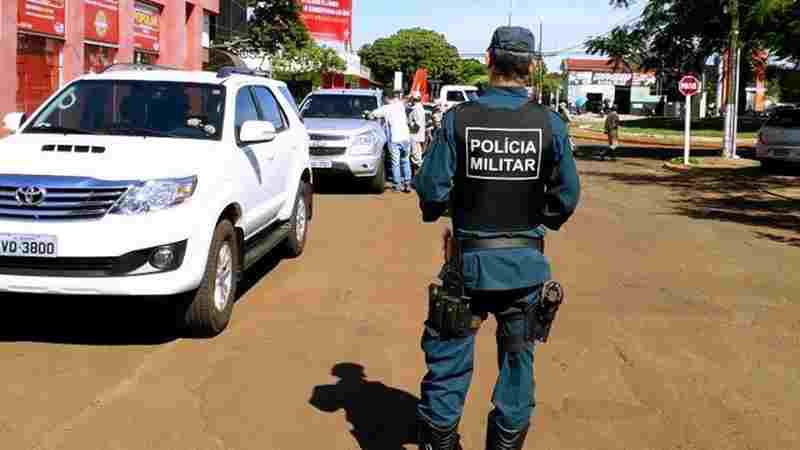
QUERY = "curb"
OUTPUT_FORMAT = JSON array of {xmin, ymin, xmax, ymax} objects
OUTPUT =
[{"xmin": 663, "ymin": 162, "xmax": 694, "ymax": 173}]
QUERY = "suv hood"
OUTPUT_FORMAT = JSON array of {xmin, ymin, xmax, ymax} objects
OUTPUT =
[
  {"xmin": 0, "ymin": 134, "xmax": 216, "ymax": 180},
  {"xmin": 302, "ymin": 118, "xmax": 375, "ymax": 136}
]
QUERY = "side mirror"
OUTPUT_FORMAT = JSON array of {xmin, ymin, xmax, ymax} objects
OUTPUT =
[
  {"xmin": 3, "ymin": 112, "xmax": 27, "ymax": 133},
  {"xmin": 239, "ymin": 120, "xmax": 276, "ymax": 144}
]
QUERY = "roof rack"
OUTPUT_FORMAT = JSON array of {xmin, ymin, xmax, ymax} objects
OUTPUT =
[
  {"xmin": 216, "ymin": 66, "xmax": 266, "ymax": 78},
  {"xmin": 102, "ymin": 63, "xmax": 178, "ymax": 73}
]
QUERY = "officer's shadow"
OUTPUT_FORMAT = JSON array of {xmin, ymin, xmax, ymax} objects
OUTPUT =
[{"xmin": 309, "ymin": 363, "xmax": 418, "ymax": 450}]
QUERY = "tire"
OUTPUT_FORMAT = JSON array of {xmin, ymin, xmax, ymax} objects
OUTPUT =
[
  {"xmin": 178, "ymin": 219, "xmax": 239, "ymax": 337},
  {"xmin": 367, "ymin": 156, "xmax": 386, "ymax": 194},
  {"xmin": 282, "ymin": 182, "xmax": 310, "ymax": 257}
]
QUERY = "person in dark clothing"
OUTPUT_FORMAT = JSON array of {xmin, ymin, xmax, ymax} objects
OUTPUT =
[{"xmin": 413, "ymin": 26, "xmax": 581, "ymax": 450}]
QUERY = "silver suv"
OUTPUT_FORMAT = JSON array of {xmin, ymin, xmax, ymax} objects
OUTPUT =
[{"xmin": 299, "ymin": 89, "xmax": 388, "ymax": 193}]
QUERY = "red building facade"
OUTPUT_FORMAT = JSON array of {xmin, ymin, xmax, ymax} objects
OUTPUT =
[{"xmin": 1, "ymin": 0, "xmax": 219, "ymax": 119}]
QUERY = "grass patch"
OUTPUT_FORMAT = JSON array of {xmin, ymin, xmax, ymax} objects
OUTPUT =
[
  {"xmin": 601, "ymin": 116, "xmax": 763, "ymax": 140},
  {"xmin": 669, "ymin": 156, "xmax": 701, "ymax": 165}
]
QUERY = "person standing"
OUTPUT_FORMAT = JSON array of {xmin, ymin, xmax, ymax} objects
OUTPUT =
[
  {"xmin": 409, "ymin": 91, "xmax": 427, "ymax": 173},
  {"xmin": 413, "ymin": 26, "xmax": 581, "ymax": 450},
  {"xmin": 370, "ymin": 91, "xmax": 413, "ymax": 192},
  {"xmin": 603, "ymin": 104, "xmax": 620, "ymax": 160}
]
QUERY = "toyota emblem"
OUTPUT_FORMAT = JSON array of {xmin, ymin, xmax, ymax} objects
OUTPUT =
[{"xmin": 15, "ymin": 186, "xmax": 47, "ymax": 207}]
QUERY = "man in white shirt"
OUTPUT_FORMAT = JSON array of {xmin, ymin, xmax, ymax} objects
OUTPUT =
[
  {"xmin": 409, "ymin": 91, "xmax": 427, "ymax": 172},
  {"xmin": 370, "ymin": 91, "xmax": 412, "ymax": 192}
]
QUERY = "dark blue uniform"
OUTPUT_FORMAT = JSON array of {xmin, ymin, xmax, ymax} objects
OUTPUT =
[{"xmin": 413, "ymin": 86, "xmax": 581, "ymax": 434}]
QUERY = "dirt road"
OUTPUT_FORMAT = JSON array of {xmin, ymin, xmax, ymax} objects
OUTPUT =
[{"xmin": 1, "ymin": 147, "xmax": 799, "ymax": 450}]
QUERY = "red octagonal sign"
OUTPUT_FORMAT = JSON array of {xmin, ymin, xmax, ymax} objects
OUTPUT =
[{"xmin": 679, "ymin": 75, "xmax": 701, "ymax": 97}]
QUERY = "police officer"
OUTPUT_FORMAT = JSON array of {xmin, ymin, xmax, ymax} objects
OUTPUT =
[{"xmin": 413, "ymin": 26, "xmax": 581, "ymax": 450}]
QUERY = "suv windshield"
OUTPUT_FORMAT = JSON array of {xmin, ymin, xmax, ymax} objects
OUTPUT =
[
  {"xmin": 466, "ymin": 91, "xmax": 479, "ymax": 101},
  {"xmin": 767, "ymin": 109, "xmax": 800, "ymax": 128},
  {"xmin": 301, "ymin": 94, "xmax": 378, "ymax": 119},
  {"xmin": 24, "ymin": 80, "xmax": 226, "ymax": 140}
]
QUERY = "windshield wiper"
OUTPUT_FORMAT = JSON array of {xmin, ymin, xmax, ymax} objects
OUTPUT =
[
  {"xmin": 104, "ymin": 126, "xmax": 179, "ymax": 138},
  {"xmin": 26, "ymin": 125, "xmax": 96, "ymax": 135}
]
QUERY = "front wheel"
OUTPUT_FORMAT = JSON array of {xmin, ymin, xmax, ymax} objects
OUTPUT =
[
  {"xmin": 178, "ymin": 219, "xmax": 239, "ymax": 337},
  {"xmin": 282, "ymin": 182, "xmax": 310, "ymax": 257},
  {"xmin": 367, "ymin": 156, "xmax": 386, "ymax": 194}
]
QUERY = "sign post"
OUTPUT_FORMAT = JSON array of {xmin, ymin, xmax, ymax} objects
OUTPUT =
[{"xmin": 679, "ymin": 75, "xmax": 701, "ymax": 165}]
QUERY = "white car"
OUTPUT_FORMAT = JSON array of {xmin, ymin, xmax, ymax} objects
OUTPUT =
[
  {"xmin": 756, "ymin": 107, "xmax": 800, "ymax": 170},
  {"xmin": 0, "ymin": 65, "xmax": 313, "ymax": 336},
  {"xmin": 434, "ymin": 85, "xmax": 480, "ymax": 111}
]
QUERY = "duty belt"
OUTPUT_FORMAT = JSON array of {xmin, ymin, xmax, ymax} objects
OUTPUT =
[{"xmin": 461, "ymin": 237, "xmax": 544, "ymax": 253}]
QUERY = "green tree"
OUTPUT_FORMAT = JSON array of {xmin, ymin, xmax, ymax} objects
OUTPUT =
[
  {"xmin": 598, "ymin": 0, "xmax": 799, "ymax": 72},
  {"xmin": 358, "ymin": 28, "xmax": 462, "ymax": 88},
  {"xmin": 459, "ymin": 59, "xmax": 489, "ymax": 85},
  {"xmin": 589, "ymin": 0, "xmax": 798, "ymax": 106},
  {"xmin": 218, "ymin": 0, "xmax": 311, "ymax": 57},
  {"xmin": 272, "ymin": 42, "xmax": 346, "ymax": 82}
]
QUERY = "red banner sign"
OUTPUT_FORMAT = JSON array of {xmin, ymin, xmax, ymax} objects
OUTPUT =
[
  {"xmin": 133, "ymin": 1, "xmax": 161, "ymax": 53},
  {"xmin": 17, "ymin": 0, "xmax": 66, "ymax": 37},
  {"xmin": 298, "ymin": 0, "xmax": 352, "ymax": 44},
  {"xmin": 84, "ymin": 0, "xmax": 120, "ymax": 44}
]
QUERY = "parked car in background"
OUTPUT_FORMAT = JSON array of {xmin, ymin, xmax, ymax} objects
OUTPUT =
[
  {"xmin": 755, "ymin": 107, "xmax": 800, "ymax": 171},
  {"xmin": 299, "ymin": 89, "xmax": 388, "ymax": 193},
  {"xmin": 434, "ymin": 85, "xmax": 479, "ymax": 111}
]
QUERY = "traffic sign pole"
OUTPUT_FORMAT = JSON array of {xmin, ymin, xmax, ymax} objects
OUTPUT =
[
  {"xmin": 678, "ymin": 75, "xmax": 701, "ymax": 166},
  {"xmin": 684, "ymin": 96, "xmax": 692, "ymax": 165}
]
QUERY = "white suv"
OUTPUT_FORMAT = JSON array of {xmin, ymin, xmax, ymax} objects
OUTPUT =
[{"xmin": 0, "ymin": 65, "xmax": 313, "ymax": 336}]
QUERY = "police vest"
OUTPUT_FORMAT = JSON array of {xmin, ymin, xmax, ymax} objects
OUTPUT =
[{"xmin": 451, "ymin": 101, "xmax": 555, "ymax": 233}]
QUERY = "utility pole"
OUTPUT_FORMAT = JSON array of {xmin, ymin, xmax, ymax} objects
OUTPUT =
[
  {"xmin": 723, "ymin": 0, "xmax": 740, "ymax": 159},
  {"xmin": 539, "ymin": 19, "xmax": 544, "ymax": 104}
]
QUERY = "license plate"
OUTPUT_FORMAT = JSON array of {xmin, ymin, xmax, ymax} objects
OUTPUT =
[
  {"xmin": 0, "ymin": 234, "xmax": 58, "ymax": 258},
  {"xmin": 311, "ymin": 160, "xmax": 333, "ymax": 169}
]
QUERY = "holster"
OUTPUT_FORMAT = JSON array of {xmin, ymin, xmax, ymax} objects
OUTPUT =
[
  {"xmin": 526, "ymin": 280, "xmax": 565, "ymax": 343},
  {"xmin": 426, "ymin": 241, "xmax": 480, "ymax": 339}
]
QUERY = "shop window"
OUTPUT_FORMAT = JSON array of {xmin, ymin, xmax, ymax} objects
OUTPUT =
[
  {"xmin": 134, "ymin": 51, "xmax": 156, "ymax": 65},
  {"xmin": 85, "ymin": 45, "xmax": 117, "ymax": 74}
]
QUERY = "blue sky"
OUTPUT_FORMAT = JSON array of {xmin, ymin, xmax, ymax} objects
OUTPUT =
[{"xmin": 348, "ymin": 0, "xmax": 645, "ymax": 72}]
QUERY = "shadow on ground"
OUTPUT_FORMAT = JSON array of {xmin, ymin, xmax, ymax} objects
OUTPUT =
[
  {"xmin": 0, "ymin": 294, "xmax": 181, "ymax": 346},
  {"xmin": 312, "ymin": 175, "xmax": 381, "ymax": 196},
  {"xmin": 581, "ymin": 158, "xmax": 800, "ymax": 244},
  {"xmin": 309, "ymin": 363, "xmax": 418, "ymax": 450},
  {"xmin": 0, "ymin": 250, "xmax": 285, "ymax": 346}
]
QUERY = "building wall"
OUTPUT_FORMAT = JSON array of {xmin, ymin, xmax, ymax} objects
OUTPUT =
[
  {"xmin": 0, "ymin": 1, "xmax": 19, "ymax": 123},
  {"xmin": 1, "ymin": 0, "xmax": 219, "ymax": 120}
]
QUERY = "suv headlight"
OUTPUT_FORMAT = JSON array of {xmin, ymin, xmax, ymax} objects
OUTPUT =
[
  {"xmin": 350, "ymin": 132, "xmax": 378, "ymax": 155},
  {"xmin": 112, "ymin": 176, "xmax": 198, "ymax": 215}
]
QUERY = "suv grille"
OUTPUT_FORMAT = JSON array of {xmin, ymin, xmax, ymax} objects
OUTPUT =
[
  {"xmin": 310, "ymin": 147, "xmax": 347, "ymax": 156},
  {"xmin": 0, "ymin": 177, "xmax": 131, "ymax": 221},
  {"xmin": 309, "ymin": 134, "xmax": 348, "ymax": 142}
]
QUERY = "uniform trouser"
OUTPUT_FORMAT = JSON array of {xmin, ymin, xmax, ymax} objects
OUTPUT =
[
  {"xmin": 389, "ymin": 140, "xmax": 412, "ymax": 188},
  {"xmin": 417, "ymin": 286, "xmax": 540, "ymax": 432},
  {"xmin": 607, "ymin": 130, "xmax": 619, "ymax": 152}
]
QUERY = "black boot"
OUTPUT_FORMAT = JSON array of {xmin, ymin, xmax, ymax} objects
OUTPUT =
[
  {"xmin": 418, "ymin": 415, "xmax": 463, "ymax": 450},
  {"xmin": 485, "ymin": 419, "xmax": 530, "ymax": 450}
]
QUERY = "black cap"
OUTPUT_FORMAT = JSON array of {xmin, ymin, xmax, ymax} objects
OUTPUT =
[{"xmin": 488, "ymin": 26, "xmax": 536, "ymax": 54}]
